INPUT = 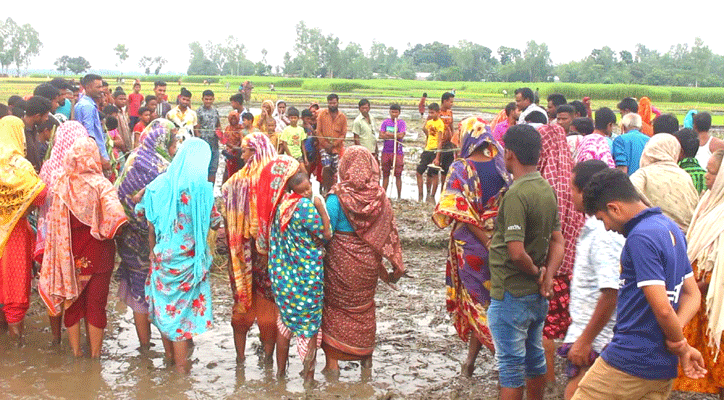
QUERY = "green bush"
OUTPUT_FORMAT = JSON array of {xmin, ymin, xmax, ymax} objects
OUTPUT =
[
  {"xmin": 182, "ymin": 76, "xmax": 219, "ymax": 84},
  {"xmin": 275, "ymin": 79, "xmax": 304, "ymax": 88},
  {"xmin": 328, "ymin": 82, "xmax": 370, "ymax": 92}
]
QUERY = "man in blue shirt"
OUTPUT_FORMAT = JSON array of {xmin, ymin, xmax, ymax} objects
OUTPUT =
[
  {"xmin": 74, "ymin": 73, "xmax": 110, "ymax": 171},
  {"xmin": 573, "ymin": 169, "xmax": 706, "ymax": 399},
  {"xmin": 612, "ymin": 113, "xmax": 649, "ymax": 175}
]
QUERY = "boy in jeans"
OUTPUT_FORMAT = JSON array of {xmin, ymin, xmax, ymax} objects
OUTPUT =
[
  {"xmin": 488, "ymin": 124, "xmax": 565, "ymax": 400},
  {"xmin": 573, "ymin": 169, "xmax": 706, "ymax": 400},
  {"xmin": 380, "ymin": 103, "xmax": 406, "ymax": 199},
  {"xmin": 195, "ymin": 89, "xmax": 221, "ymax": 182},
  {"xmin": 417, "ymin": 102, "xmax": 443, "ymax": 202}
]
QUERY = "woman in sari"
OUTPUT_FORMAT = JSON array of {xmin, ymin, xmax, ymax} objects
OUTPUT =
[
  {"xmin": 630, "ymin": 133, "xmax": 699, "ymax": 232},
  {"xmin": 673, "ymin": 150, "xmax": 724, "ymax": 396},
  {"xmin": 223, "ymin": 110, "xmax": 244, "ymax": 182},
  {"xmin": 115, "ymin": 123, "xmax": 177, "ymax": 349},
  {"xmin": 39, "ymin": 137, "xmax": 127, "ymax": 357},
  {"xmin": 135, "ymin": 137, "xmax": 217, "ymax": 373},
  {"xmin": 322, "ymin": 145, "xmax": 406, "ymax": 376},
  {"xmin": 136, "ymin": 118, "xmax": 177, "ymax": 150},
  {"xmin": 638, "ymin": 97, "xmax": 654, "ymax": 137},
  {"xmin": 0, "ymin": 116, "xmax": 47, "ymax": 343},
  {"xmin": 35, "ymin": 121, "xmax": 89, "ymax": 344},
  {"xmin": 433, "ymin": 117, "xmax": 511, "ymax": 377},
  {"xmin": 222, "ymin": 132, "xmax": 278, "ymax": 363}
]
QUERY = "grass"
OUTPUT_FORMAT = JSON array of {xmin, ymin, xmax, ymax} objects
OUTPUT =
[{"xmin": 3, "ymin": 76, "xmax": 724, "ymax": 125}]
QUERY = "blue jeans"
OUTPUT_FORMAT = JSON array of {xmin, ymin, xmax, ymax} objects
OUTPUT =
[{"xmin": 488, "ymin": 291, "xmax": 549, "ymax": 388}]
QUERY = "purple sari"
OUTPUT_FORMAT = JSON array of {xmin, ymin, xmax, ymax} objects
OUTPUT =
[{"xmin": 114, "ymin": 124, "xmax": 175, "ymax": 313}]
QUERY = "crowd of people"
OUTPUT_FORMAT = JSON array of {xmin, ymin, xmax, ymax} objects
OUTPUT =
[{"xmin": 3, "ymin": 74, "xmax": 724, "ymax": 398}]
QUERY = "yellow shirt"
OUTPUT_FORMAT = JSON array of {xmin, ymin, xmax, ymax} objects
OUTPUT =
[{"xmin": 424, "ymin": 119, "xmax": 444, "ymax": 151}]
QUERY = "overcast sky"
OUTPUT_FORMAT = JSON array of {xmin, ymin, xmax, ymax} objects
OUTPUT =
[{"xmin": 5, "ymin": 0, "xmax": 723, "ymax": 74}]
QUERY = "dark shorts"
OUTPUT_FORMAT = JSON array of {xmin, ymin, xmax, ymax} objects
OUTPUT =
[
  {"xmin": 381, "ymin": 152, "xmax": 404, "ymax": 177},
  {"xmin": 416, "ymin": 150, "xmax": 438, "ymax": 176},
  {"xmin": 320, "ymin": 149, "xmax": 340, "ymax": 172}
]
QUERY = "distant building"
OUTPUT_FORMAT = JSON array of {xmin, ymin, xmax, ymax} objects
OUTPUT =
[{"xmin": 415, "ymin": 72, "xmax": 432, "ymax": 81}]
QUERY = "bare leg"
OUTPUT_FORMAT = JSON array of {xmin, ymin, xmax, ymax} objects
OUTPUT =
[
  {"xmin": 462, "ymin": 335, "xmax": 482, "ymax": 377},
  {"xmin": 87, "ymin": 324, "xmax": 105, "ymax": 358},
  {"xmin": 262, "ymin": 338, "xmax": 275, "ymax": 366},
  {"xmin": 0, "ymin": 311, "xmax": 8, "ymax": 332},
  {"xmin": 67, "ymin": 322, "xmax": 83, "ymax": 357},
  {"xmin": 49, "ymin": 314, "xmax": 63, "ymax": 345},
  {"xmin": 395, "ymin": 175, "xmax": 402, "ymax": 199},
  {"xmin": 8, "ymin": 321, "xmax": 24, "ymax": 346},
  {"xmin": 564, "ymin": 367, "xmax": 588, "ymax": 400},
  {"xmin": 161, "ymin": 335, "xmax": 174, "ymax": 362},
  {"xmin": 526, "ymin": 375, "xmax": 546, "ymax": 400},
  {"xmin": 302, "ymin": 335, "xmax": 318, "ymax": 384},
  {"xmin": 382, "ymin": 174, "xmax": 390, "ymax": 195},
  {"xmin": 438, "ymin": 174, "xmax": 446, "ymax": 195},
  {"xmin": 499, "ymin": 387, "xmax": 524, "ymax": 400},
  {"xmin": 172, "ymin": 339, "xmax": 190, "ymax": 373},
  {"xmin": 361, "ymin": 355, "xmax": 373, "ymax": 380},
  {"xmin": 323, "ymin": 351, "xmax": 340, "ymax": 374},
  {"xmin": 133, "ymin": 312, "xmax": 152, "ymax": 349},
  {"xmin": 430, "ymin": 175, "xmax": 439, "ymax": 202},
  {"xmin": 416, "ymin": 173, "xmax": 424, "ymax": 202},
  {"xmin": 232, "ymin": 323, "xmax": 248, "ymax": 363},
  {"xmin": 321, "ymin": 167, "xmax": 333, "ymax": 194},
  {"xmin": 543, "ymin": 338, "xmax": 556, "ymax": 384},
  {"xmin": 275, "ymin": 332, "xmax": 290, "ymax": 377}
]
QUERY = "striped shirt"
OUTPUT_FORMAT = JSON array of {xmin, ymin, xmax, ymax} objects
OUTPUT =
[{"xmin": 679, "ymin": 157, "xmax": 706, "ymax": 194}]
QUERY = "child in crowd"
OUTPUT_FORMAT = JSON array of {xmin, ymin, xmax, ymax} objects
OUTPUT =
[
  {"xmin": 418, "ymin": 103, "xmax": 443, "ymax": 202},
  {"xmin": 279, "ymin": 107, "xmax": 308, "ymax": 168},
  {"xmin": 241, "ymin": 112, "xmax": 255, "ymax": 136},
  {"xmin": 302, "ymin": 109, "xmax": 318, "ymax": 176},
  {"xmin": 222, "ymin": 111, "xmax": 244, "ymax": 182},
  {"xmin": 270, "ymin": 171, "xmax": 332, "ymax": 383},
  {"xmin": 144, "ymin": 95, "xmax": 159, "ymax": 120},
  {"xmin": 128, "ymin": 82, "xmax": 143, "ymax": 130},
  {"xmin": 196, "ymin": 89, "xmax": 221, "ymax": 182},
  {"xmin": 492, "ymin": 102, "xmax": 518, "ymax": 147},
  {"xmin": 133, "ymin": 107, "xmax": 152, "ymax": 147},
  {"xmin": 105, "ymin": 115, "xmax": 124, "ymax": 160},
  {"xmin": 380, "ymin": 104, "xmax": 406, "ymax": 199},
  {"xmin": 558, "ymin": 160, "xmax": 623, "ymax": 400},
  {"xmin": 418, "ymin": 92, "xmax": 427, "ymax": 118},
  {"xmin": 487, "ymin": 124, "xmax": 565, "ymax": 400},
  {"xmin": 674, "ymin": 128, "xmax": 707, "ymax": 194}
]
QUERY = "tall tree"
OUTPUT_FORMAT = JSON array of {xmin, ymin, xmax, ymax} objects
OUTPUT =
[
  {"xmin": 54, "ymin": 55, "xmax": 70, "ymax": 75},
  {"xmin": 67, "ymin": 56, "xmax": 91, "ymax": 74},
  {"xmin": 114, "ymin": 44, "xmax": 129, "ymax": 70},
  {"xmin": 138, "ymin": 56, "xmax": 153, "ymax": 74},
  {"xmin": 3, "ymin": 18, "xmax": 42, "ymax": 75},
  {"xmin": 152, "ymin": 57, "xmax": 167, "ymax": 75}
]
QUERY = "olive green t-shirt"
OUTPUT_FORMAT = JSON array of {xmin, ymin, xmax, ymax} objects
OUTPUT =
[{"xmin": 489, "ymin": 171, "xmax": 561, "ymax": 300}]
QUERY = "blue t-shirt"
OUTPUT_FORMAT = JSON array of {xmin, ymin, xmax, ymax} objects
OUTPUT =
[
  {"xmin": 601, "ymin": 208, "xmax": 693, "ymax": 380},
  {"xmin": 326, "ymin": 194, "xmax": 354, "ymax": 233},
  {"xmin": 612, "ymin": 129, "xmax": 649, "ymax": 175}
]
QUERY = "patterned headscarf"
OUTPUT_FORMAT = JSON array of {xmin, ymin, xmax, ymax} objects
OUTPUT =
[
  {"xmin": 225, "ymin": 110, "xmax": 243, "ymax": 147},
  {"xmin": 639, "ymin": 133, "xmax": 680, "ymax": 167},
  {"xmin": 256, "ymin": 155, "xmax": 300, "ymax": 254},
  {"xmin": 0, "ymin": 116, "xmax": 46, "ymax": 256},
  {"xmin": 222, "ymin": 132, "xmax": 277, "ymax": 313},
  {"xmin": 638, "ymin": 97, "xmax": 654, "ymax": 136},
  {"xmin": 329, "ymin": 146, "xmax": 404, "ymax": 273},
  {"xmin": 137, "ymin": 118, "xmax": 177, "ymax": 148},
  {"xmin": 39, "ymin": 137, "xmax": 127, "ymax": 315}
]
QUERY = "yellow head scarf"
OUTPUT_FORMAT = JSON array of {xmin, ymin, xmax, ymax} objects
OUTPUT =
[{"xmin": 0, "ymin": 116, "xmax": 46, "ymax": 256}]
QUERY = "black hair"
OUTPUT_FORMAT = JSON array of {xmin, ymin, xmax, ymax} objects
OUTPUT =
[
  {"xmin": 652, "ymin": 114, "xmax": 679, "ymax": 134},
  {"xmin": 287, "ymin": 171, "xmax": 309, "ymax": 191},
  {"xmin": 583, "ymin": 168, "xmax": 641, "ymax": 215},
  {"xmin": 301, "ymin": 109, "xmax": 313, "ymax": 118},
  {"xmin": 287, "ymin": 107, "xmax": 300, "ymax": 117},
  {"xmin": 144, "ymin": 95, "xmax": 157, "ymax": 104},
  {"xmin": 37, "ymin": 115, "xmax": 60, "ymax": 132},
  {"xmin": 358, "ymin": 98, "xmax": 370, "ymax": 108},
  {"xmin": 154, "ymin": 80, "xmax": 167, "ymax": 88},
  {"xmin": 49, "ymin": 77, "xmax": 72, "ymax": 90},
  {"xmin": 229, "ymin": 93, "xmax": 244, "ymax": 104},
  {"xmin": 179, "ymin": 87, "xmax": 192, "ymax": 98},
  {"xmin": 33, "ymin": 83, "xmax": 61, "ymax": 101},
  {"xmin": 202, "ymin": 89, "xmax": 214, "ymax": 98},
  {"xmin": 693, "ymin": 112, "xmax": 712, "ymax": 132},
  {"xmin": 594, "ymin": 107, "xmax": 617, "ymax": 131},
  {"xmin": 105, "ymin": 115, "xmax": 119, "ymax": 131},
  {"xmin": 25, "ymin": 96, "xmax": 51, "ymax": 117},
  {"xmin": 327, "ymin": 93, "xmax": 339, "ymax": 102},
  {"xmin": 569, "ymin": 100, "xmax": 587, "ymax": 117},
  {"xmin": 8, "ymin": 95, "xmax": 23, "ymax": 107},
  {"xmin": 138, "ymin": 106, "xmax": 151, "ymax": 116},
  {"xmin": 103, "ymin": 105, "xmax": 119, "ymax": 115},
  {"xmin": 441, "ymin": 92, "xmax": 455, "ymax": 102},
  {"xmin": 81, "ymin": 74, "xmax": 102, "ymax": 87},
  {"xmin": 101, "ymin": 80, "xmax": 109, "ymax": 87},
  {"xmin": 504, "ymin": 102, "xmax": 517, "ymax": 116},
  {"xmin": 428, "ymin": 102, "xmax": 440, "ymax": 112},
  {"xmin": 571, "ymin": 118, "xmax": 595, "ymax": 135},
  {"xmin": 390, "ymin": 103, "xmax": 401, "ymax": 111},
  {"xmin": 11, "ymin": 103, "xmax": 25, "ymax": 118},
  {"xmin": 241, "ymin": 112, "xmax": 254, "ymax": 122},
  {"xmin": 133, "ymin": 82, "xmax": 141, "ymax": 87},
  {"xmin": 422, "ymin": 92, "xmax": 428, "ymax": 98},
  {"xmin": 524, "ymin": 110, "xmax": 548, "ymax": 124},
  {"xmin": 617, "ymin": 97, "xmax": 638, "ymax": 113},
  {"xmin": 547, "ymin": 93, "xmax": 567, "ymax": 107},
  {"xmin": 113, "ymin": 89, "xmax": 126, "ymax": 98},
  {"xmin": 556, "ymin": 104, "xmax": 575, "ymax": 117},
  {"xmin": 514, "ymin": 87, "xmax": 535, "ymax": 103},
  {"xmin": 503, "ymin": 124, "xmax": 541, "ymax": 166},
  {"xmin": 309, "ymin": 103, "xmax": 320, "ymax": 110},
  {"xmin": 0, "ymin": 103, "xmax": 7, "ymax": 118},
  {"xmin": 572, "ymin": 159, "xmax": 609, "ymax": 191},
  {"xmin": 674, "ymin": 129, "xmax": 700, "ymax": 159}
]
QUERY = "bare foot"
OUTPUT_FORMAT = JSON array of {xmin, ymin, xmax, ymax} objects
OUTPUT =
[
  {"xmin": 321, "ymin": 368, "xmax": 340, "ymax": 381},
  {"xmin": 461, "ymin": 362, "xmax": 475, "ymax": 377}
]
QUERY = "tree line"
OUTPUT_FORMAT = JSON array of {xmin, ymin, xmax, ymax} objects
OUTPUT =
[{"xmin": 0, "ymin": 17, "xmax": 42, "ymax": 75}]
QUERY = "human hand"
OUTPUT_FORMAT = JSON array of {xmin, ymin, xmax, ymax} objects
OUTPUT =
[
  {"xmin": 538, "ymin": 266, "xmax": 553, "ymax": 299},
  {"xmin": 567, "ymin": 339, "xmax": 593, "ymax": 367},
  {"xmin": 433, "ymin": 157, "xmax": 440, "ymax": 167},
  {"xmin": 680, "ymin": 346, "xmax": 708, "ymax": 380}
]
